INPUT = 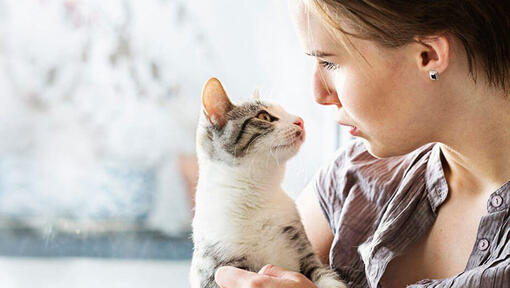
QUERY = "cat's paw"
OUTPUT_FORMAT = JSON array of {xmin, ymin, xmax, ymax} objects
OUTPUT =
[{"xmin": 314, "ymin": 274, "xmax": 348, "ymax": 288}]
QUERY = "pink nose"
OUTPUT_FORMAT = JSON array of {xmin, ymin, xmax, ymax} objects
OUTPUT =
[{"xmin": 293, "ymin": 117, "xmax": 304, "ymax": 129}]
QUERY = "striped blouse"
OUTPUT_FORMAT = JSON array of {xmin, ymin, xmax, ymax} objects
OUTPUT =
[{"xmin": 314, "ymin": 139, "xmax": 510, "ymax": 288}]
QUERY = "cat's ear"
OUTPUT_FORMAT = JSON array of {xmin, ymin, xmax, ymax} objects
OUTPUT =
[
  {"xmin": 251, "ymin": 88, "xmax": 261, "ymax": 100},
  {"xmin": 201, "ymin": 77, "xmax": 232, "ymax": 128}
]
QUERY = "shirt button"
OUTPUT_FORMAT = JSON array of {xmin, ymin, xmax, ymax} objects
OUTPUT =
[
  {"xmin": 478, "ymin": 239, "xmax": 490, "ymax": 251},
  {"xmin": 491, "ymin": 195, "xmax": 503, "ymax": 208}
]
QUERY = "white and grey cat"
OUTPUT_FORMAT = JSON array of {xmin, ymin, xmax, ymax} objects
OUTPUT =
[{"xmin": 189, "ymin": 78, "xmax": 347, "ymax": 288}]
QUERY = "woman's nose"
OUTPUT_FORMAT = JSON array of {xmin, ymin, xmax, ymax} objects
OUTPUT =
[{"xmin": 313, "ymin": 65, "xmax": 341, "ymax": 106}]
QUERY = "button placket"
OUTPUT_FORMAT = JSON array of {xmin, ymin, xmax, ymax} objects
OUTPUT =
[{"xmin": 467, "ymin": 183, "xmax": 509, "ymax": 269}]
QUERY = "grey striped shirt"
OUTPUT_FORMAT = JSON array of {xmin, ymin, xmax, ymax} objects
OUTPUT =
[{"xmin": 314, "ymin": 139, "xmax": 510, "ymax": 288}]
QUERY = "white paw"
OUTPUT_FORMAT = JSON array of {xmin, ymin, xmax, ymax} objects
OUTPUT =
[{"xmin": 314, "ymin": 275, "xmax": 348, "ymax": 288}]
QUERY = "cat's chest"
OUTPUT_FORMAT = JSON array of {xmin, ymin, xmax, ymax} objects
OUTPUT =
[
  {"xmin": 193, "ymin": 184, "xmax": 304, "ymax": 270},
  {"xmin": 196, "ymin": 208, "xmax": 298, "ymax": 244},
  {"xmin": 237, "ymin": 219, "xmax": 303, "ymax": 271},
  {"xmin": 194, "ymin": 205, "xmax": 303, "ymax": 271},
  {"xmin": 193, "ymin": 185, "xmax": 298, "ymax": 235}
]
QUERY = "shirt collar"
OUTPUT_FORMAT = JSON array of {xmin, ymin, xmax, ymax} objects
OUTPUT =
[
  {"xmin": 424, "ymin": 143, "xmax": 510, "ymax": 215},
  {"xmin": 425, "ymin": 143, "xmax": 449, "ymax": 215}
]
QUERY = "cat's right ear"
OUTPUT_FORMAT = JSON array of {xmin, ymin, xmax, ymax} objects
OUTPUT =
[{"xmin": 201, "ymin": 77, "xmax": 233, "ymax": 128}]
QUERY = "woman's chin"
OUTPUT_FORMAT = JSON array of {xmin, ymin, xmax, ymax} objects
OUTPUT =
[{"xmin": 363, "ymin": 138, "xmax": 425, "ymax": 159}]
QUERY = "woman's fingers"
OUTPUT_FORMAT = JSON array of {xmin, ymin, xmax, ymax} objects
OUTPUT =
[
  {"xmin": 215, "ymin": 266, "xmax": 275, "ymax": 288},
  {"xmin": 259, "ymin": 264, "xmax": 290, "ymax": 277},
  {"xmin": 215, "ymin": 266, "xmax": 245, "ymax": 287},
  {"xmin": 258, "ymin": 264, "xmax": 275, "ymax": 275},
  {"xmin": 215, "ymin": 265, "xmax": 315, "ymax": 288},
  {"xmin": 258, "ymin": 264, "xmax": 307, "ymax": 281}
]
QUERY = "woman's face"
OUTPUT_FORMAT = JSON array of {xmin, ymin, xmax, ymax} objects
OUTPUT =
[{"xmin": 290, "ymin": 0, "xmax": 444, "ymax": 158}]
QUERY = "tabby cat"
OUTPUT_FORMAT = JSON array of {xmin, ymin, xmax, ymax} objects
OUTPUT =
[{"xmin": 189, "ymin": 78, "xmax": 347, "ymax": 288}]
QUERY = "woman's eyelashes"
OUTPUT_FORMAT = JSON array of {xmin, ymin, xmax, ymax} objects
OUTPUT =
[
  {"xmin": 256, "ymin": 111, "xmax": 278, "ymax": 122},
  {"xmin": 319, "ymin": 60, "xmax": 339, "ymax": 71}
]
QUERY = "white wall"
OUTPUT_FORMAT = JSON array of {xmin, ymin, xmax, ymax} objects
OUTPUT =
[{"xmin": 185, "ymin": 0, "xmax": 340, "ymax": 196}]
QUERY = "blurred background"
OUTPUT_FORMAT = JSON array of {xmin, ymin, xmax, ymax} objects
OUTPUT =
[{"xmin": 0, "ymin": 0, "xmax": 350, "ymax": 287}]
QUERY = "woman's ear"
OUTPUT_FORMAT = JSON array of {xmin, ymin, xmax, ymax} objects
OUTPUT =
[
  {"xmin": 414, "ymin": 35, "xmax": 450, "ymax": 78},
  {"xmin": 201, "ymin": 77, "xmax": 233, "ymax": 128}
]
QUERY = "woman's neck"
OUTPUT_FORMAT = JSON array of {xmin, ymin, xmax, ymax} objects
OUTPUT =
[{"xmin": 438, "ymin": 83, "xmax": 510, "ymax": 195}]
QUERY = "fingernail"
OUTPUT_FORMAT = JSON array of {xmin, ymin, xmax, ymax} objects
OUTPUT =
[
  {"xmin": 215, "ymin": 266, "xmax": 228, "ymax": 281},
  {"xmin": 259, "ymin": 264, "xmax": 273, "ymax": 274}
]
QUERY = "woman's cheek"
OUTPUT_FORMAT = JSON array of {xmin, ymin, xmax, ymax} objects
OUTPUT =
[
  {"xmin": 333, "ymin": 69, "xmax": 362, "ymax": 109},
  {"xmin": 334, "ymin": 68, "xmax": 381, "ymax": 129}
]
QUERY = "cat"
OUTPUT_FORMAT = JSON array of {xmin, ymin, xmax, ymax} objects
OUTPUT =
[{"xmin": 189, "ymin": 77, "xmax": 347, "ymax": 288}]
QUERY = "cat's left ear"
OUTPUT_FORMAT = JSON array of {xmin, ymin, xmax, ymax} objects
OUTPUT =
[
  {"xmin": 201, "ymin": 77, "xmax": 233, "ymax": 128},
  {"xmin": 251, "ymin": 88, "xmax": 261, "ymax": 100}
]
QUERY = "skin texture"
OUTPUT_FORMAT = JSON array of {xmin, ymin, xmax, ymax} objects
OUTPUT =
[{"xmin": 215, "ymin": 0, "xmax": 510, "ymax": 287}]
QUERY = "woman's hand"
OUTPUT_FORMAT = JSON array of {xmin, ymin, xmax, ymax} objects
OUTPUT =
[{"xmin": 215, "ymin": 264, "xmax": 318, "ymax": 288}]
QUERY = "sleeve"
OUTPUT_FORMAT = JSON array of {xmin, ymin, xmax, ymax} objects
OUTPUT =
[
  {"xmin": 407, "ymin": 255, "xmax": 510, "ymax": 288},
  {"xmin": 312, "ymin": 139, "xmax": 363, "ymax": 234}
]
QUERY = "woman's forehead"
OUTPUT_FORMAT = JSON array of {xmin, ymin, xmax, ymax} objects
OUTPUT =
[
  {"xmin": 290, "ymin": 0, "xmax": 389, "ymax": 68},
  {"xmin": 290, "ymin": 0, "xmax": 344, "ymax": 57}
]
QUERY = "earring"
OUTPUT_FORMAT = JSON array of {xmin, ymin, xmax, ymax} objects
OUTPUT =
[{"xmin": 429, "ymin": 70, "xmax": 439, "ymax": 81}]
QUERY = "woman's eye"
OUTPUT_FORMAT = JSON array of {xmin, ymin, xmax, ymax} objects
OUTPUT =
[
  {"xmin": 319, "ymin": 60, "xmax": 339, "ymax": 71},
  {"xmin": 257, "ymin": 112, "xmax": 274, "ymax": 122}
]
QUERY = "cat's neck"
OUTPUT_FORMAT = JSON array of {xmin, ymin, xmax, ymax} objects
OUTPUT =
[{"xmin": 198, "ymin": 158, "xmax": 286, "ymax": 192}]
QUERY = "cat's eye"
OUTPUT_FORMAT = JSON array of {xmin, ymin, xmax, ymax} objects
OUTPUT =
[
  {"xmin": 256, "ymin": 111, "xmax": 277, "ymax": 122},
  {"xmin": 257, "ymin": 112, "xmax": 271, "ymax": 121}
]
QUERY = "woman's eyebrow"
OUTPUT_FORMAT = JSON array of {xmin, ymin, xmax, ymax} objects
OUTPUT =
[{"xmin": 305, "ymin": 51, "xmax": 335, "ymax": 57}]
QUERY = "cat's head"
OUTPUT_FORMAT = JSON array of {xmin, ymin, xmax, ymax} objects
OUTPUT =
[{"xmin": 196, "ymin": 78, "xmax": 305, "ymax": 167}]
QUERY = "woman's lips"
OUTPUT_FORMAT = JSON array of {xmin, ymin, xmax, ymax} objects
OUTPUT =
[
  {"xmin": 335, "ymin": 111, "xmax": 360, "ymax": 136},
  {"xmin": 337, "ymin": 121, "xmax": 360, "ymax": 136}
]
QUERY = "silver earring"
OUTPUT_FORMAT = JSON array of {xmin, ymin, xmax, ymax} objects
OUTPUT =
[{"xmin": 429, "ymin": 70, "xmax": 439, "ymax": 81}]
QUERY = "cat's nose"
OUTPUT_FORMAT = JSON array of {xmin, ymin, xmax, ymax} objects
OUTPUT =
[{"xmin": 293, "ymin": 117, "xmax": 304, "ymax": 130}]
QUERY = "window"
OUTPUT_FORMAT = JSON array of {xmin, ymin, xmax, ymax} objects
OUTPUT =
[{"xmin": 0, "ymin": 1, "xmax": 339, "ymax": 287}]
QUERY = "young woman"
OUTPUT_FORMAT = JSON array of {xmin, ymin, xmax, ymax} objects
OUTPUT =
[{"xmin": 214, "ymin": 0, "xmax": 510, "ymax": 287}]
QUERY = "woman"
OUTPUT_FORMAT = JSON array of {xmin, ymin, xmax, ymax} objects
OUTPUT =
[{"xmin": 215, "ymin": 0, "xmax": 510, "ymax": 287}]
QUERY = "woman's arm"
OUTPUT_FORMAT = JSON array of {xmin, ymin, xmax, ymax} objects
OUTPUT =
[{"xmin": 296, "ymin": 181, "xmax": 334, "ymax": 265}]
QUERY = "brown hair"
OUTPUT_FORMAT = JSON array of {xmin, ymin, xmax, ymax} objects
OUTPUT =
[{"xmin": 308, "ymin": 0, "xmax": 510, "ymax": 91}]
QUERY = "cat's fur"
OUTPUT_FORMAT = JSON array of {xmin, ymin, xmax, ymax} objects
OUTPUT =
[{"xmin": 189, "ymin": 78, "xmax": 347, "ymax": 288}]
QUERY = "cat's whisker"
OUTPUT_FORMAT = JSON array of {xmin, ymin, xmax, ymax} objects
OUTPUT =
[{"xmin": 268, "ymin": 136, "xmax": 282, "ymax": 165}]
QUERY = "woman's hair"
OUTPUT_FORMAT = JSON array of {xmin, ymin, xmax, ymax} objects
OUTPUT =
[{"xmin": 307, "ymin": 0, "xmax": 510, "ymax": 91}]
